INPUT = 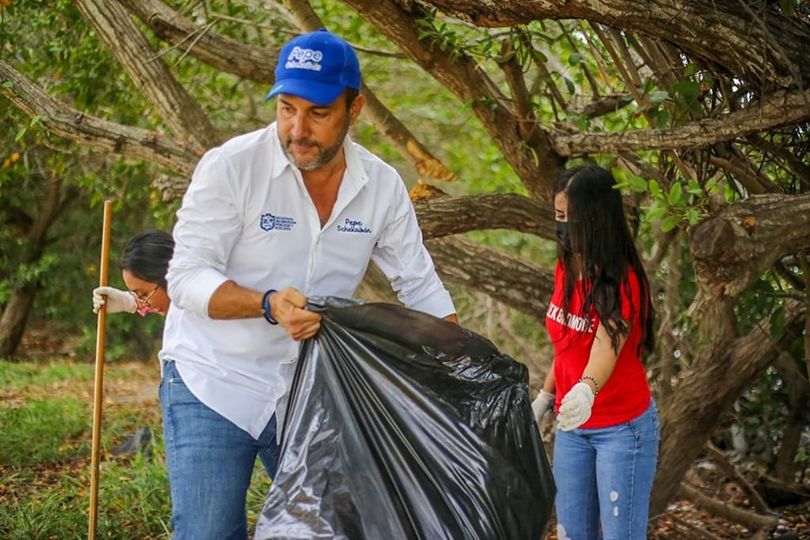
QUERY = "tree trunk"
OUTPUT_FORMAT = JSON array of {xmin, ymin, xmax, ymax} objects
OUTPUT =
[
  {"xmin": 690, "ymin": 193, "xmax": 810, "ymax": 297},
  {"xmin": 651, "ymin": 298, "xmax": 805, "ymax": 515},
  {"xmin": 73, "ymin": 0, "xmax": 219, "ymax": 148},
  {"xmin": 0, "ymin": 284, "xmax": 38, "ymax": 357},
  {"xmin": 773, "ymin": 352, "xmax": 810, "ymax": 481},
  {"xmin": 0, "ymin": 176, "xmax": 68, "ymax": 357}
]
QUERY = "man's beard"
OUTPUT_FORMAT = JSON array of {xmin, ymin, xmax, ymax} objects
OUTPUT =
[{"xmin": 281, "ymin": 118, "xmax": 350, "ymax": 171}]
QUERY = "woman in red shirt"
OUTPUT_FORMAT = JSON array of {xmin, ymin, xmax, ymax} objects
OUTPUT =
[{"xmin": 532, "ymin": 166, "xmax": 659, "ymax": 539}]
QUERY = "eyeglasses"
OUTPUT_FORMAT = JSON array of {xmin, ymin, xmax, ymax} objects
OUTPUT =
[{"xmin": 130, "ymin": 285, "xmax": 160, "ymax": 307}]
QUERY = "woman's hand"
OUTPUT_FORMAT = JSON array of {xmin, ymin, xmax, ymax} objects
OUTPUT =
[
  {"xmin": 557, "ymin": 382, "xmax": 595, "ymax": 431},
  {"xmin": 531, "ymin": 389, "xmax": 555, "ymax": 427},
  {"xmin": 92, "ymin": 286, "xmax": 137, "ymax": 314}
]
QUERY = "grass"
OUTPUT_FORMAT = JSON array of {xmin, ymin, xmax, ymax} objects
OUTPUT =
[
  {"xmin": 0, "ymin": 358, "xmax": 272, "ymax": 539},
  {"xmin": 0, "ymin": 397, "xmax": 87, "ymax": 465}
]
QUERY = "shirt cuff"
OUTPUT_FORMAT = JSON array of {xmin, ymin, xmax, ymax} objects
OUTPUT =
[
  {"xmin": 176, "ymin": 267, "xmax": 230, "ymax": 316},
  {"xmin": 407, "ymin": 288, "xmax": 456, "ymax": 319}
]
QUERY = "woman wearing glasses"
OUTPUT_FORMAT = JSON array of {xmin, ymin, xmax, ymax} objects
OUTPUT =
[{"xmin": 92, "ymin": 229, "xmax": 174, "ymax": 316}]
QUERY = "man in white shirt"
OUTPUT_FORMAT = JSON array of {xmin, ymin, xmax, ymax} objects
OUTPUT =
[{"xmin": 160, "ymin": 29, "xmax": 457, "ymax": 539}]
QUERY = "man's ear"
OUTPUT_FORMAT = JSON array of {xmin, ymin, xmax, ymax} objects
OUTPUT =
[{"xmin": 349, "ymin": 94, "xmax": 365, "ymax": 124}]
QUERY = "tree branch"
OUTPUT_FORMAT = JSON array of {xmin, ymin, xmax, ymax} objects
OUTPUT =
[
  {"xmin": 497, "ymin": 38, "xmax": 536, "ymax": 138},
  {"xmin": 574, "ymin": 93, "xmax": 634, "ymax": 118},
  {"xmin": 709, "ymin": 155, "xmax": 771, "ymax": 195},
  {"xmin": 653, "ymin": 300, "xmax": 805, "ymax": 514},
  {"xmin": 0, "ymin": 60, "xmax": 200, "ymax": 177},
  {"xmin": 415, "ymin": 0, "xmax": 810, "ymax": 87},
  {"xmin": 427, "ymin": 236, "xmax": 554, "ymax": 319},
  {"xmin": 120, "ymin": 0, "xmax": 281, "ymax": 83},
  {"xmin": 551, "ymin": 89, "xmax": 810, "ymax": 156},
  {"xmin": 706, "ymin": 441, "xmax": 771, "ymax": 514},
  {"xmin": 340, "ymin": 0, "xmax": 565, "ymax": 200},
  {"xmin": 557, "ymin": 21, "xmax": 600, "ymax": 97},
  {"xmin": 519, "ymin": 30, "xmax": 567, "ymax": 113},
  {"xmin": 73, "ymin": 0, "xmax": 219, "ymax": 148},
  {"xmin": 415, "ymin": 193, "xmax": 554, "ymax": 240},
  {"xmin": 747, "ymin": 134, "xmax": 810, "ymax": 189},
  {"xmin": 679, "ymin": 483, "xmax": 778, "ymax": 531},
  {"xmin": 689, "ymin": 192, "xmax": 810, "ymax": 297},
  {"xmin": 125, "ymin": 0, "xmax": 456, "ymax": 181}
]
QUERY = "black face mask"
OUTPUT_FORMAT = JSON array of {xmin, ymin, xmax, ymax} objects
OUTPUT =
[{"xmin": 555, "ymin": 220, "xmax": 572, "ymax": 253}]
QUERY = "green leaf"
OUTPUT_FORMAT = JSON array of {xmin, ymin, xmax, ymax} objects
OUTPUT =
[
  {"xmin": 660, "ymin": 215, "xmax": 681, "ymax": 232},
  {"xmin": 649, "ymin": 90, "xmax": 669, "ymax": 104},
  {"xmin": 629, "ymin": 175, "xmax": 648, "ymax": 193},
  {"xmin": 686, "ymin": 179, "xmax": 702, "ymax": 196},
  {"xmin": 654, "ymin": 108, "xmax": 670, "ymax": 127},
  {"xmin": 684, "ymin": 63, "xmax": 699, "ymax": 77},
  {"xmin": 14, "ymin": 127, "xmax": 27, "ymax": 142},
  {"xmin": 686, "ymin": 207, "xmax": 700, "ymax": 225},
  {"xmin": 645, "ymin": 202, "xmax": 666, "ymax": 223},
  {"xmin": 769, "ymin": 303, "xmax": 786, "ymax": 341},
  {"xmin": 667, "ymin": 182, "xmax": 684, "ymax": 206},
  {"xmin": 673, "ymin": 80, "xmax": 700, "ymax": 103},
  {"xmin": 568, "ymin": 52, "xmax": 582, "ymax": 66},
  {"xmin": 648, "ymin": 180, "xmax": 662, "ymax": 198},
  {"xmin": 614, "ymin": 180, "xmax": 631, "ymax": 192},
  {"xmin": 780, "ymin": 0, "xmax": 798, "ymax": 15},
  {"xmin": 1, "ymin": 81, "xmax": 13, "ymax": 89},
  {"xmin": 30, "ymin": 115, "xmax": 43, "ymax": 127},
  {"xmin": 563, "ymin": 77, "xmax": 576, "ymax": 94}
]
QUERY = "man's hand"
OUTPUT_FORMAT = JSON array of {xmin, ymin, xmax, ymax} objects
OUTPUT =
[
  {"xmin": 557, "ymin": 382, "xmax": 595, "ymax": 431},
  {"xmin": 269, "ymin": 287, "xmax": 322, "ymax": 341},
  {"xmin": 531, "ymin": 389, "xmax": 555, "ymax": 427},
  {"xmin": 93, "ymin": 286, "xmax": 136, "ymax": 314}
]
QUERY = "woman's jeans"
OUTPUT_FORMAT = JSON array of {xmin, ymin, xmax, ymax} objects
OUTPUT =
[
  {"xmin": 553, "ymin": 401, "xmax": 660, "ymax": 540},
  {"xmin": 159, "ymin": 361, "xmax": 280, "ymax": 540}
]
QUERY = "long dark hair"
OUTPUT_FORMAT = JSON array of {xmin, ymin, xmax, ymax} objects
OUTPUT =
[
  {"xmin": 121, "ymin": 229, "xmax": 174, "ymax": 289},
  {"xmin": 555, "ymin": 166, "xmax": 654, "ymax": 356}
]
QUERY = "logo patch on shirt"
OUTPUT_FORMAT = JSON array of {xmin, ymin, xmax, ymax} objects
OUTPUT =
[
  {"xmin": 285, "ymin": 46, "xmax": 323, "ymax": 72},
  {"xmin": 337, "ymin": 218, "xmax": 372, "ymax": 234},
  {"xmin": 260, "ymin": 213, "xmax": 296, "ymax": 232}
]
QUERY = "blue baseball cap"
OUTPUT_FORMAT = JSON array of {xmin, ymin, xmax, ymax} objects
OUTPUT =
[{"xmin": 266, "ymin": 29, "xmax": 361, "ymax": 106}]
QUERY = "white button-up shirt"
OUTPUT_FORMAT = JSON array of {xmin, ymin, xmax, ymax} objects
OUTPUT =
[{"xmin": 160, "ymin": 122, "xmax": 455, "ymax": 439}]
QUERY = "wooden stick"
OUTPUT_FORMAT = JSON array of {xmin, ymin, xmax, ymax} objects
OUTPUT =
[
  {"xmin": 679, "ymin": 483, "xmax": 778, "ymax": 531},
  {"xmin": 706, "ymin": 441, "xmax": 770, "ymax": 513},
  {"xmin": 88, "ymin": 200, "xmax": 113, "ymax": 540}
]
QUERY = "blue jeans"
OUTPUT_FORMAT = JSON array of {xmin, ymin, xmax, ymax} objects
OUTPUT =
[
  {"xmin": 553, "ymin": 401, "xmax": 660, "ymax": 540},
  {"xmin": 159, "ymin": 361, "xmax": 280, "ymax": 540}
]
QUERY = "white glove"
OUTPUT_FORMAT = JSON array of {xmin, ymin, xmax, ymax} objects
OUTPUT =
[
  {"xmin": 531, "ymin": 389, "xmax": 555, "ymax": 426},
  {"xmin": 557, "ymin": 382, "xmax": 595, "ymax": 431},
  {"xmin": 92, "ymin": 286, "xmax": 136, "ymax": 314}
]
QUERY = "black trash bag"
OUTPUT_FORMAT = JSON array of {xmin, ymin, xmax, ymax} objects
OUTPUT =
[{"xmin": 254, "ymin": 297, "xmax": 554, "ymax": 540}]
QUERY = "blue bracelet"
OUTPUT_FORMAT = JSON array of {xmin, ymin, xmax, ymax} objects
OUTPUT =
[{"xmin": 262, "ymin": 289, "xmax": 278, "ymax": 325}]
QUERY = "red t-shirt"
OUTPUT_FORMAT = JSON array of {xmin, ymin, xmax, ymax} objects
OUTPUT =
[{"xmin": 546, "ymin": 261, "xmax": 651, "ymax": 428}]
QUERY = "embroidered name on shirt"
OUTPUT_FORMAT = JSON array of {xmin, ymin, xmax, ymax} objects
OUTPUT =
[
  {"xmin": 285, "ymin": 46, "xmax": 323, "ymax": 72},
  {"xmin": 546, "ymin": 302, "xmax": 594, "ymax": 333},
  {"xmin": 337, "ymin": 218, "xmax": 372, "ymax": 234},
  {"xmin": 260, "ymin": 213, "xmax": 296, "ymax": 231}
]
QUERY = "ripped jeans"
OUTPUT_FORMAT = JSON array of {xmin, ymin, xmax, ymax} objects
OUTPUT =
[{"xmin": 553, "ymin": 401, "xmax": 660, "ymax": 540}]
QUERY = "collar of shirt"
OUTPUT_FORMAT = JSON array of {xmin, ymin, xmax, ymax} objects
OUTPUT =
[{"xmin": 268, "ymin": 123, "xmax": 369, "ymax": 191}]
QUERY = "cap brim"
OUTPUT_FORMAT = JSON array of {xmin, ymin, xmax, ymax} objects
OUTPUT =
[{"xmin": 265, "ymin": 79, "xmax": 346, "ymax": 106}]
